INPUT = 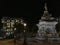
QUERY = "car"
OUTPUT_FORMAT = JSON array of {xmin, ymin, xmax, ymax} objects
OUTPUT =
[
  {"xmin": 0, "ymin": 36, "xmax": 6, "ymax": 40},
  {"xmin": 6, "ymin": 33, "xmax": 14, "ymax": 39}
]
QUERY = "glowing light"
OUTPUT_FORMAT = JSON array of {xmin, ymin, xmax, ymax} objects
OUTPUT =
[{"xmin": 24, "ymin": 23, "xmax": 27, "ymax": 26}]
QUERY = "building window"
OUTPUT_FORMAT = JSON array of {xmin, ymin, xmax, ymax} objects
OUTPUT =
[
  {"xmin": 10, "ymin": 28, "xmax": 13, "ymax": 31},
  {"xmin": 16, "ymin": 19, "xmax": 19, "ymax": 22},
  {"xmin": 3, "ymin": 27, "xmax": 6, "ymax": 29},
  {"xmin": 7, "ymin": 20, "xmax": 10, "ymax": 22},
  {"xmin": 11, "ymin": 22, "xmax": 14, "ymax": 27},
  {"xmin": 7, "ymin": 23, "xmax": 10, "ymax": 27},
  {"xmin": 2, "ymin": 20, "xmax": 4, "ymax": 23},
  {"xmin": 6, "ymin": 32, "xmax": 10, "ymax": 35},
  {"xmin": 7, "ymin": 29, "xmax": 10, "ymax": 31}
]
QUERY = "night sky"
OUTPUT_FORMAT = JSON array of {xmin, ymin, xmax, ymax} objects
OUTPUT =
[{"xmin": 1, "ymin": 0, "xmax": 60, "ymax": 25}]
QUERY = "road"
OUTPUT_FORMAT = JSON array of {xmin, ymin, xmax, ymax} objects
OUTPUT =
[
  {"xmin": 28, "ymin": 42, "xmax": 60, "ymax": 45},
  {"xmin": 0, "ymin": 39, "xmax": 24, "ymax": 45},
  {"xmin": 0, "ymin": 39, "xmax": 60, "ymax": 45},
  {"xmin": 0, "ymin": 39, "xmax": 14, "ymax": 45}
]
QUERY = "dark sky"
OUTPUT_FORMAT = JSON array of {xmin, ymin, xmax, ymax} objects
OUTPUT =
[{"xmin": 1, "ymin": 0, "xmax": 60, "ymax": 25}]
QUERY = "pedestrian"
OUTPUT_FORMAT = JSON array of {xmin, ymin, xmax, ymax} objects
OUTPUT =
[
  {"xmin": 14, "ymin": 35, "xmax": 16, "ymax": 45},
  {"xmin": 23, "ymin": 32, "xmax": 27, "ymax": 45}
]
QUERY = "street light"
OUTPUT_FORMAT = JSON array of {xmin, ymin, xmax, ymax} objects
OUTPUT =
[
  {"xmin": 23, "ymin": 23, "xmax": 27, "ymax": 45},
  {"xmin": 24, "ymin": 23, "xmax": 27, "ymax": 26},
  {"xmin": 23, "ymin": 23, "xmax": 27, "ymax": 32}
]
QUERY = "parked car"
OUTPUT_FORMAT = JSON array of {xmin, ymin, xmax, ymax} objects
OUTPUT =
[
  {"xmin": 6, "ymin": 32, "xmax": 14, "ymax": 39},
  {"xmin": 0, "ymin": 29, "xmax": 6, "ymax": 40},
  {"xmin": 0, "ymin": 36, "xmax": 6, "ymax": 40}
]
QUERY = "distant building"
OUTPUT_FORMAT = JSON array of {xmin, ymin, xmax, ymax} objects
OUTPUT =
[{"xmin": 1, "ymin": 17, "xmax": 24, "ymax": 37}]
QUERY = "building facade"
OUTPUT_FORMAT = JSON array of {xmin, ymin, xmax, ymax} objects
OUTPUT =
[{"xmin": 1, "ymin": 17, "xmax": 24, "ymax": 38}]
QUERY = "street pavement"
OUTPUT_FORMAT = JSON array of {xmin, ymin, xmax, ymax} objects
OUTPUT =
[
  {"xmin": 0, "ymin": 39, "xmax": 24, "ymax": 45},
  {"xmin": 0, "ymin": 39, "xmax": 60, "ymax": 45},
  {"xmin": 0, "ymin": 39, "xmax": 14, "ymax": 45}
]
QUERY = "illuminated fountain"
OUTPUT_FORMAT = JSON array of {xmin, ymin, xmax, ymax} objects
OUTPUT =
[{"xmin": 35, "ymin": 3, "xmax": 60, "ymax": 42}]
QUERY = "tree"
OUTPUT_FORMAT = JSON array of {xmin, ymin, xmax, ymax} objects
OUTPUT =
[
  {"xmin": 0, "ymin": 22, "xmax": 5, "ymax": 37},
  {"xmin": 56, "ymin": 23, "xmax": 60, "ymax": 32},
  {"xmin": 31, "ymin": 24, "xmax": 38, "ymax": 37},
  {"xmin": 14, "ymin": 23, "xmax": 24, "ymax": 33},
  {"xmin": 55, "ymin": 22, "xmax": 60, "ymax": 37},
  {"xmin": 14, "ymin": 23, "xmax": 24, "ymax": 42}
]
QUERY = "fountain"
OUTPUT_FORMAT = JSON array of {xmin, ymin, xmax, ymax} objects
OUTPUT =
[{"xmin": 35, "ymin": 3, "xmax": 60, "ymax": 42}]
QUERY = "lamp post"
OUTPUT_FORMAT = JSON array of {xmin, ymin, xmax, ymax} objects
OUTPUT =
[
  {"xmin": 14, "ymin": 27, "xmax": 17, "ymax": 45},
  {"xmin": 23, "ymin": 23, "xmax": 27, "ymax": 34},
  {"xmin": 23, "ymin": 23, "xmax": 27, "ymax": 45}
]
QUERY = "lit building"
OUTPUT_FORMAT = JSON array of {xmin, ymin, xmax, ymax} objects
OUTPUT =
[{"xmin": 1, "ymin": 17, "xmax": 24, "ymax": 38}]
